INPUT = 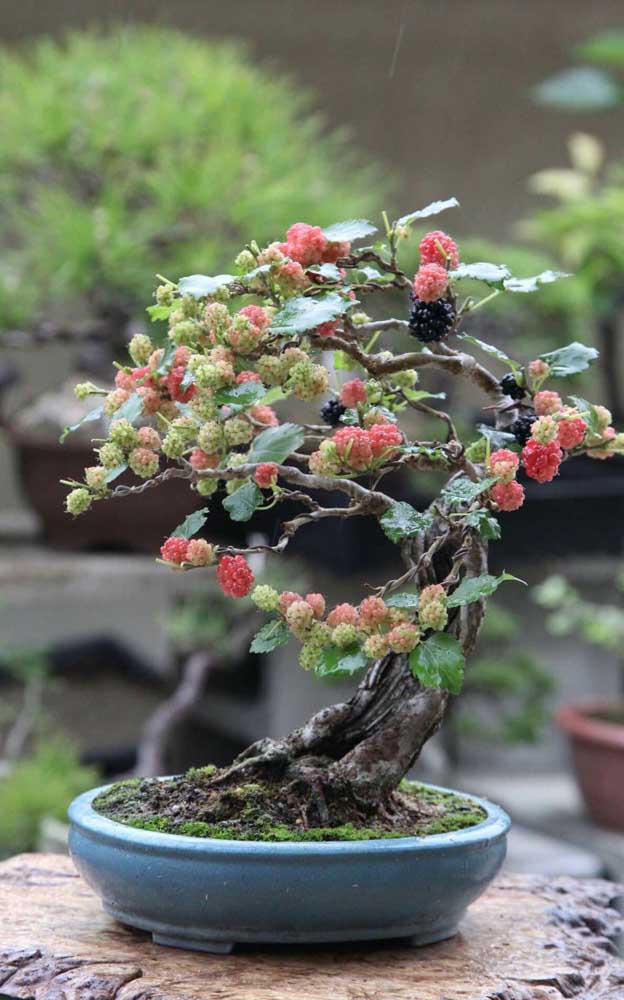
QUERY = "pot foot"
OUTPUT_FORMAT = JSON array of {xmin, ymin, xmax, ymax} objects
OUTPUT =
[
  {"xmin": 406, "ymin": 924, "xmax": 458, "ymax": 947},
  {"xmin": 152, "ymin": 932, "xmax": 235, "ymax": 954}
]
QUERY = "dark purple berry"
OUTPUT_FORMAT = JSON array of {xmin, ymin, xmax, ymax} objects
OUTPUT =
[
  {"xmin": 511, "ymin": 414, "xmax": 537, "ymax": 445},
  {"xmin": 408, "ymin": 297, "xmax": 455, "ymax": 343},
  {"xmin": 320, "ymin": 399, "xmax": 346, "ymax": 426},
  {"xmin": 500, "ymin": 373, "xmax": 525, "ymax": 400}
]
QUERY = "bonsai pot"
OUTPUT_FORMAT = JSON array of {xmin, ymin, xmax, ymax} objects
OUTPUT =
[
  {"xmin": 556, "ymin": 700, "xmax": 624, "ymax": 832},
  {"xmin": 68, "ymin": 781, "xmax": 509, "ymax": 953}
]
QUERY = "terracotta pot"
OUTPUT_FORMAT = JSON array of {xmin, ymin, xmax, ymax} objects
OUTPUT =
[{"xmin": 556, "ymin": 700, "xmax": 624, "ymax": 832}]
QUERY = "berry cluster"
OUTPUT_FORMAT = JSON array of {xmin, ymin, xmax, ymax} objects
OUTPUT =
[
  {"xmin": 408, "ymin": 229, "xmax": 458, "ymax": 343},
  {"xmin": 309, "ymin": 423, "xmax": 403, "ymax": 476}
]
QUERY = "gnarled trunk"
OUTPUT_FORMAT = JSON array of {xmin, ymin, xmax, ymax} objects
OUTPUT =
[{"xmin": 215, "ymin": 521, "xmax": 489, "ymax": 826}]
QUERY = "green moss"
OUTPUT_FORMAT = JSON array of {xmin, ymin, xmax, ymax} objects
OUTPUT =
[
  {"xmin": 93, "ymin": 778, "xmax": 142, "ymax": 814},
  {"xmin": 185, "ymin": 765, "xmax": 217, "ymax": 780}
]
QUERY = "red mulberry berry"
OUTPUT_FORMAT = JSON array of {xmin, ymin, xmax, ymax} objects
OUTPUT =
[
  {"xmin": 279, "ymin": 591, "xmax": 304, "ymax": 614},
  {"xmin": 340, "ymin": 379, "xmax": 367, "ymax": 407},
  {"xmin": 418, "ymin": 230, "xmax": 459, "ymax": 268},
  {"xmin": 236, "ymin": 370, "xmax": 262, "ymax": 384},
  {"xmin": 255, "ymin": 462, "xmax": 279, "ymax": 489},
  {"xmin": 249, "ymin": 404, "xmax": 278, "ymax": 428},
  {"xmin": 491, "ymin": 480, "xmax": 525, "ymax": 511},
  {"xmin": 239, "ymin": 305, "xmax": 271, "ymax": 329},
  {"xmin": 488, "ymin": 448, "xmax": 519, "ymax": 483},
  {"xmin": 305, "ymin": 593, "xmax": 326, "ymax": 619},
  {"xmin": 412, "ymin": 263, "xmax": 448, "ymax": 303},
  {"xmin": 216, "ymin": 555, "xmax": 254, "ymax": 598},
  {"xmin": 557, "ymin": 416, "xmax": 587, "ymax": 451},
  {"xmin": 189, "ymin": 448, "xmax": 219, "ymax": 471},
  {"xmin": 327, "ymin": 603, "xmax": 359, "ymax": 628},
  {"xmin": 166, "ymin": 365, "xmax": 196, "ymax": 403},
  {"xmin": 358, "ymin": 596, "xmax": 389, "ymax": 631},
  {"xmin": 284, "ymin": 223, "xmax": 328, "ymax": 266},
  {"xmin": 333, "ymin": 426, "xmax": 373, "ymax": 470},
  {"xmin": 160, "ymin": 536, "xmax": 190, "ymax": 565},
  {"xmin": 368, "ymin": 423, "xmax": 403, "ymax": 459},
  {"xmin": 521, "ymin": 439, "xmax": 562, "ymax": 483},
  {"xmin": 534, "ymin": 390, "xmax": 562, "ymax": 416},
  {"xmin": 316, "ymin": 321, "xmax": 338, "ymax": 338},
  {"xmin": 322, "ymin": 240, "xmax": 350, "ymax": 263}
]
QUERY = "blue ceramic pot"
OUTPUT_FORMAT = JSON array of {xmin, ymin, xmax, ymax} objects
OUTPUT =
[{"xmin": 68, "ymin": 781, "xmax": 509, "ymax": 953}]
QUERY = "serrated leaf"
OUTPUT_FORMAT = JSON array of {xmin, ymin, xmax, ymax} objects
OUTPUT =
[
  {"xmin": 106, "ymin": 463, "xmax": 127, "ymax": 484},
  {"xmin": 385, "ymin": 591, "xmax": 419, "ymax": 609},
  {"xmin": 464, "ymin": 508, "xmax": 501, "ymax": 541},
  {"xmin": 567, "ymin": 395, "xmax": 601, "ymax": 434},
  {"xmin": 539, "ymin": 342, "xmax": 599, "ymax": 377},
  {"xmin": 396, "ymin": 197, "xmax": 459, "ymax": 227},
  {"xmin": 475, "ymin": 424, "xmax": 519, "ymax": 450},
  {"xmin": 321, "ymin": 219, "xmax": 377, "ymax": 242},
  {"xmin": 111, "ymin": 392, "xmax": 144, "ymax": 426},
  {"xmin": 309, "ymin": 263, "xmax": 342, "ymax": 281},
  {"xmin": 532, "ymin": 67, "xmax": 621, "ymax": 111},
  {"xmin": 215, "ymin": 382, "xmax": 266, "ymax": 413},
  {"xmin": 146, "ymin": 303, "xmax": 175, "ymax": 322},
  {"xmin": 270, "ymin": 293, "xmax": 352, "ymax": 335},
  {"xmin": 441, "ymin": 475, "xmax": 498, "ymax": 508},
  {"xmin": 181, "ymin": 368, "xmax": 196, "ymax": 390},
  {"xmin": 380, "ymin": 502, "xmax": 434, "ymax": 543},
  {"xmin": 222, "ymin": 482, "xmax": 262, "ymax": 523},
  {"xmin": 250, "ymin": 619, "xmax": 291, "ymax": 654},
  {"xmin": 503, "ymin": 270, "xmax": 571, "ymax": 293},
  {"xmin": 458, "ymin": 334, "xmax": 519, "ymax": 370},
  {"xmin": 314, "ymin": 644, "xmax": 368, "ymax": 679},
  {"xmin": 248, "ymin": 422, "xmax": 304, "ymax": 464},
  {"xmin": 178, "ymin": 274, "xmax": 234, "ymax": 298},
  {"xmin": 451, "ymin": 262, "xmax": 511, "ymax": 286},
  {"xmin": 171, "ymin": 507, "xmax": 211, "ymax": 539},
  {"xmin": 409, "ymin": 634, "xmax": 465, "ymax": 695},
  {"xmin": 447, "ymin": 571, "xmax": 524, "ymax": 609},
  {"xmin": 59, "ymin": 404, "xmax": 104, "ymax": 444}
]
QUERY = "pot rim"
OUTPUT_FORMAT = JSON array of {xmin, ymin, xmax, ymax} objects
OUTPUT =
[
  {"xmin": 556, "ymin": 699, "xmax": 624, "ymax": 751},
  {"xmin": 68, "ymin": 779, "xmax": 510, "ymax": 857}
]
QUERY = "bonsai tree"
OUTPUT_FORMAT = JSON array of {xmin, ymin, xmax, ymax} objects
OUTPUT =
[{"xmin": 61, "ymin": 201, "xmax": 624, "ymax": 834}]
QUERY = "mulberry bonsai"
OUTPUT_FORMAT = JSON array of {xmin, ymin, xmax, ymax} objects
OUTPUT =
[{"xmin": 63, "ymin": 200, "xmax": 623, "ymax": 837}]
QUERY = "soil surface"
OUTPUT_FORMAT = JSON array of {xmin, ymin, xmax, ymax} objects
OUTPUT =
[{"xmin": 93, "ymin": 769, "xmax": 487, "ymax": 842}]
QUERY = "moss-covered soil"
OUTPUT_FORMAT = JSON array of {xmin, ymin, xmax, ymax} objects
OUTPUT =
[{"xmin": 93, "ymin": 768, "xmax": 486, "ymax": 842}]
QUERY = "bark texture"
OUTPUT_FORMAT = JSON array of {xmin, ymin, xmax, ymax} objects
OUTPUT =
[{"xmin": 2, "ymin": 854, "xmax": 623, "ymax": 1000}]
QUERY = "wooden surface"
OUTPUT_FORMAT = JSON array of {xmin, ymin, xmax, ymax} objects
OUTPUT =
[{"xmin": 0, "ymin": 854, "xmax": 623, "ymax": 1000}]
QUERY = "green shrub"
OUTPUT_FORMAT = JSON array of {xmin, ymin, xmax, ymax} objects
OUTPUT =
[
  {"xmin": 0, "ymin": 740, "xmax": 98, "ymax": 854},
  {"xmin": 0, "ymin": 28, "xmax": 387, "ymax": 331}
]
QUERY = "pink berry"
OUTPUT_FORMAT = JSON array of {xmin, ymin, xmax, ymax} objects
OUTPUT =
[
  {"xmin": 418, "ymin": 230, "xmax": 459, "ymax": 268},
  {"xmin": 534, "ymin": 390, "xmax": 562, "ymax": 416},
  {"xmin": 368, "ymin": 423, "xmax": 403, "ymax": 459},
  {"xmin": 557, "ymin": 416, "xmax": 587, "ymax": 451},
  {"xmin": 216, "ymin": 555, "xmax": 254, "ymax": 598},
  {"xmin": 249, "ymin": 404, "xmax": 278, "ymax": 428},
  {"xmin": 160, "ymin": 536, "xmax": 190, "ymax": 565},
  {"xmin": 189, "ymin": 448, "xmax": 219, "ymax": 471},
  {"xmin": 358, "ymin": 596, "xmax": 389, "ymax": 631},
  {"xmin": 255, "ymin": 462, "xmax": 279, "ymax": 489},
  {"xmin": 305, "ymin": 593, "xmax": 326, "ymax": 619},
  {"xmin": 528, "ymin": 359, "xmax": 550, "ymax": 380},
  {"xmin": 279, "ymin": 591, "xmax": 304, "ymax": 614},
  {"xmin": 236, "ymin": 370, "xmax": 262, "ymax": 384},
  {"xmin": 491, "ymin": 480, "xmax": 525, "ymax": 511},
  {"xmin": 239, "ymin": 305, "xmax": 271, "ymax": 329},
  {"xmin": 166, "ymin": 365, "xmax": 196, "ymax": 403},
  {"xmin": 327, "ymin": 603, "xmax": 360, "ymax": 628},
  {"xmin": 412, "ymin": 263, "xmax": 448, "ymax": 303},
  {"xmin": 340, "ymin": 379, "xmax": 367, "ymax": 408},
  {"xmin": 333, "ymin": 426, "xmax": 373, "ymax": 470},
  {"xmin": 488, "ymin": 448, "xmax": 520, "ymax": 483},
  {"xmin": 284, "ymin": 223, "xmax": 328, "ymax": 266},
  {"xmin": 186, "ymin": 539, "xmax": 215, "ymax": 567},
  {"xmin": 317, "ymin": 321, "xmax": 338, "ymax": 338},
  {"xmin": 521, "ymin": 439, "xmax": 562, "ymax": 483}
]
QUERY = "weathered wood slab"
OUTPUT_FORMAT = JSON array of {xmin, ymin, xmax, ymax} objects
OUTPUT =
[{"xmin": 0, "ymin": 854, "xmax": 622, "ymax": 1000}]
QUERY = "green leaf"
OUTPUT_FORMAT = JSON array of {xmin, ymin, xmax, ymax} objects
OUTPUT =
[
  {"xmin": 171, "ymin": 507, "xmax": 211, "ymax": 539},
  {"xmin": 539, "ymin": 342, "xmax": 599, "ymax": 377},
  {"xmin": 309, "ymin": 263, "xmax": 342, "ymax": 281},
  {"xmin": 441, "ymin": 475, "xmax": 497, "ymax": 508},
  {"xmin": 457, "ymin": 334, "xmax": 519, "ymax": 370},
  {"xmin": 155, "ymin": 338, "xmax": 177, "ymax": 376},
  {"xmin": 112, "ymin": 392, "xmax": 144, "ymax": 425},
  {"xmin": 403, "ymin": 388, "xmax": 447, "ymax": 402},
  {"xmin": 222, "ymin": 482, "xmax": 262, "ymax": 522},
  {"xmin": 215, "ymin": 382, "xmax": 266, "ymax": 412},
  {"xmin": 532, "ymin": 67, "xmax": 621, "ymax": 111},
  {"xmin": 567, "ymin": 395, "xmax": 601, "ymax": 434},
  {"xmin": 333, "ymin": 350, "xmax": 355, "ymax": 371},
  {"xmin": 270, "ymin": 292, "xmax": 352, "ymax": 335},
  {"xmin": 396, "ymin": 197, "xmax": 459, "ymax": 227},
  {"xmin": 409, "ymin": 634, "xmax": 465, "ymax": 695},
  {"xmin": 146, "ymin": 303, "xmax": 175, "ymax": 322},
  {"xmin": 464, "ymin": 508, "xmax": 501, "ymax": 541},
  {"xmin": 248, "ymin": 422, "xmax": 304, "ymax": 464},
  {"xmin": 451, "ymin": 262, "xmax": 511, "ymax": 286},
  {"xmin": 250, "ymin": 619, "xmax": 291, "ymax": 654},
  {"xmin": 241, "ymin": 264, "xmax": 272, "ymax": 282},
  {"xmin": 578, "ymin": 31, "xmax": 624, "ymax": 68},
  {"xmin": 105, "ymin": 463, "xmax": 127, "ymax": 484},
  {"xmin": 59, "ymin": 404, "xmax": 103, "ymax": 444},
  {"xmin": 503, "ymin": 270, "xmax": 571, "ymax": 293},
  {"xmin": 258, "ymin": 386, "xmax": 288, "ymax": 406},
  {"xmin": 385, "ymin": 591, "xmax": 419, "ymax": 609},
  {"xmin": 339, "ymin": 408, "xmax": 359, "ymax": 426},
  {"xmin": 321, "ymin": 219, "xmax": 377, "ymax": 242},
  {"xmin": 380, "ymin": 502, "xmax": 434, "ymax": 543},
  {"xmin": 475, "ymin": 424, "xmax": 518, "ymax": 450},
  {"xmin": 178, "ymin": 274, "xmax": 234, "ymax": 298},
  {"xmin": 314, "ymin": 644, "xmax": 368, "ymax": 679},
  {"xmin": 447, "ymin": 571, "xmax": 524, "ymax": 609}
]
